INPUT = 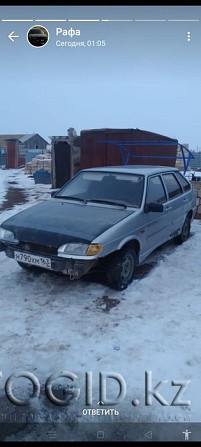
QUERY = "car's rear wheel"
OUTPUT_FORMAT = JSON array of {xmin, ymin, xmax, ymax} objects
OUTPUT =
[
  {"xmin": 106, "ymin": 246, "xmax": 136, "ymax": 290},
  {"xmin": 174, "ymin": 215, "xmax": 191, "ymax": 245}
]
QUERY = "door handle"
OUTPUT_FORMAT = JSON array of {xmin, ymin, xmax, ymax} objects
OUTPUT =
[{"xmin": 165, "ymin": 206, "xmax": 172, "ymax": 211}]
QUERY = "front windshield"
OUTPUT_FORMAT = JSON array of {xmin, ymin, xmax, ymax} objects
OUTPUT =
[{"xmin": 56, "ymin": 171, "xmax": 144, "ymax": 208}]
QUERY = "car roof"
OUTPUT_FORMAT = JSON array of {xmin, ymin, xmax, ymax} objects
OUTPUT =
[{"xmin": 82, "ymin": 165, "xmax": 179, "ymax": 176}]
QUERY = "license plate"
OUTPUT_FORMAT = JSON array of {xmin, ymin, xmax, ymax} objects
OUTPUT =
[{"xmin": 14, "ymin": 251, "xmax": 52, "ymax": 269}]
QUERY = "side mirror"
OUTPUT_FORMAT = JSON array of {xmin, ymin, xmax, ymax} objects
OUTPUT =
[
  {"xmin": 145, "ymin": 202, "xmax": 164, "ymax": 213},
  {"xmin": 51, "ymin": 189, "xmax": 59, "ymax": 197}
]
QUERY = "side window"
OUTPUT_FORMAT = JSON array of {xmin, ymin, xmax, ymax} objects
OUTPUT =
[
  {"xmin": 146, "ymin": 176, "xmax": 167, "ymax": 204},
  {"xmin": 174, "ymin": 172, "xmax": 191, "ymax": 192},
  {"xmin": 162, "ymin": 173, "xmax": 182, "ymax": 199}
]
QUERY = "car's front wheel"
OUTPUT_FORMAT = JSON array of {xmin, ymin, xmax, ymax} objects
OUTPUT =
[
  {"xmin": 174, "ymin": 215, "xmax": 191, "ymax": 245},
  {"xmin": 106, "ymin": 246, "xmax": 137, "ymax": 290}
]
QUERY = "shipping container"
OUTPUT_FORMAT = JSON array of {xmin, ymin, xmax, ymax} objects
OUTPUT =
[
  {"xmin": 80, "ymin": 128, "xmax": 178, "ymax": 170},
  {"xmin": 51, "ymin": 136, "xmax": 80, "ymax": 189}
]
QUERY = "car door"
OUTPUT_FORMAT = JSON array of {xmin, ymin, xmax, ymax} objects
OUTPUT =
[
  {"xmin": 145, "ymin": 174, "xmax": 170, "ymax": 252},
  {"xmin": 161, "ymin": 173, "xmax": 184, "ymax": 237},
  {"xmin": 174, "ymin": 171, "xmax": 193, "ymax": 217}
]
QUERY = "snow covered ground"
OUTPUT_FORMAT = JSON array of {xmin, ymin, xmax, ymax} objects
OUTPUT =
[{"xmin": 0, "ymin": 168, "xmax": 201, "ymax": 440}]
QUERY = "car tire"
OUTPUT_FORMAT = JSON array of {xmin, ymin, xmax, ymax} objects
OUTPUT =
[
  {"xmin": 174, "ymin": 215, "xmax": 191, "ymax": 245},
  {"xmin": 106, "ymin": 246, "xmax": 137, "ymax": 290}
]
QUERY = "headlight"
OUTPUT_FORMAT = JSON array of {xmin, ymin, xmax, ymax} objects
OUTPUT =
[
  {"xmin": 58, "ymin": 243, "xmax": 89, "ymax": 256},
  {"xmin": 0, "ymin": 228, "xmax": 19, "ymax": 244},
  {"xmin": 58, "ymin": 242, "xmax": 102, "ymax": 256}
]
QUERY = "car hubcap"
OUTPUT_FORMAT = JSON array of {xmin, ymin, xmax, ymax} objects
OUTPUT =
[{"xmin": 120, "ymin": 254, "xmax": 134, "ymax": 284}]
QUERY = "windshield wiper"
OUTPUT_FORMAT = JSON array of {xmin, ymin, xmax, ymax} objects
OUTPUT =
[
  {"xmin": 56, "ymin": 196, "xmax": 87, "ymax": 203},
  {"xmin": 86, "ymin": 199, "xmax": 128, "ymax": 208},
  {"xmin": 56, "ymin": 196, "xmax": 135, "ymax": 208}
]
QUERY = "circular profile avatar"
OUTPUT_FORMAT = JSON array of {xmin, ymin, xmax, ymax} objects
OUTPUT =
[{"xmin": 27, "ymin": 25, "xmax": 49, "ymax": 47}]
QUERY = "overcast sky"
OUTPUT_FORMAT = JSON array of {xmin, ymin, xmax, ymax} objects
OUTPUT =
[{"xmin": 0, "ymin": 5, "xmax": 201, "ymax": 150}]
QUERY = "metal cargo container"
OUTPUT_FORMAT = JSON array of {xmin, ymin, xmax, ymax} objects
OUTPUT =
[
  {"xmin": 51, "ymin": 140, "xmax": 72, "ymax": 189},
  {"xmin": 51, "ymin": 134, "xmax": 80, "ymax": 189},
  {"xmin": 80, "ymin": 128, "xmax": 178, "ymax": 170}
]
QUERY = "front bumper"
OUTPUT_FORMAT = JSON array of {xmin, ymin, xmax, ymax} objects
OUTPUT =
[
  {"xmin": 4, "ymin": 246, "xmax": 97, "ymax": 278},
  {"xmin": 29, "ymin": 38, "xmax": 47, "ymax": 44}
]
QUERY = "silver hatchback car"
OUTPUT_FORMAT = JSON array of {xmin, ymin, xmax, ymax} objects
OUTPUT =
[{"xmin": 0, "ymin": 166, "xmax": 197, "ymax": 290}]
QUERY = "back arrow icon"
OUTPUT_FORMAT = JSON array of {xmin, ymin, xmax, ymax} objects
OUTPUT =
[
  {"xmin": 145, "ymin": 431, "xmax": 152, "ymax": 440},
  {"xmin": 8, "ymin": 31, "xmax": 20, "ymax": 42}
]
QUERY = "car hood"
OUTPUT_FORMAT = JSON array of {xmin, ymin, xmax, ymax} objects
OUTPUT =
[{"xmin": 1, "ymin": 199, "xmax": 134, "ymax": 247}]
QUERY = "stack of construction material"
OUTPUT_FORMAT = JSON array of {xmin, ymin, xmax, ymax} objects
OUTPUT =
[{"xmin": 25, "ymin": 153, "xmax": 51, "ymax": 174}]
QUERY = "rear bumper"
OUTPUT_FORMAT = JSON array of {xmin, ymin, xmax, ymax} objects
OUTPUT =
[
  {"xmin": 192, "ymin": 203, "xmax": 198, "ymax": 219},
  {"xmin": 193, "ymin": 190, "xmax": 198, "ymax": 218},
  {"xmin": 29, "ymin": 38, "xmax": 47, "ymax": 44},
  {"xmin": 5, "ymin": 246, "xmax": 97, "ymax": 278}
]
